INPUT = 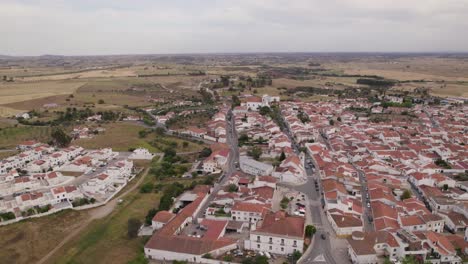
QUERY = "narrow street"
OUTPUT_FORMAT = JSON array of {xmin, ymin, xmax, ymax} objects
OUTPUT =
[
  {"xmin": 280, "ymin": 124, "xmax": 350, "ymax": 264},
  {"xmin": 195, "ymin": 109, "xmax": 239, "ymax": 219}
]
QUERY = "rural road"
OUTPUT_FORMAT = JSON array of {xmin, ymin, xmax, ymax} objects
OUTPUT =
[{"xmin": 36, "ymin": 166, "xmax": 151, "ymax": 264}]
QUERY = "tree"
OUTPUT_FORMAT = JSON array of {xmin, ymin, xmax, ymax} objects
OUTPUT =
[
  {"xmin": 155, "ymin": 127, "xmax": 165, "ymax": 135},
  {"xmin": 138, "ymin": 129, "xmax": 149, "ymax": 138},
  {"xmin": 292, "ymin": 250, "xmax": 302, "ymax": 263},
  {"xmin": 401, "ymin": 255, "xmax": 418, "ymax": 264},
  {"xmin": 443, "ymin": 184, "xmax": 449, "ymax": 191},
  {"xmin": 232, "ymin": 95, "xmax": 241, "ymax": 107},
  {"xmin": 259, "ymin": 106, "xmax": 271, "ymax": 116},
  {"xmin": 279, "ymin": 151, "xmax": 286, "ymax": 162},
  {"xmin": 280, "ymin": 197, "xmax": 290, "ymax": 210},
  {"xmin": 202, "ymin": 253, "xmax": 212, "ymax": 259},
  {"xmin": 227, "ymin": 184, "xmax": 238, "ymax": 193},
  {"xmin": 199, "ymin": 147, "xmax": 212, "ymax": 158},
  {"xmin": 329, "ymin": 119, "xmax": 335, "ymax": 126},
  {"xmin": 98, "ymin": 99, "xmax": 105, "ymax": 104},
  {"xmin": 223, "ymin": 255, "xmax": 233, "ymax": 262},
  {"xmin": 140, "ymin": 182, "xmax": 154, "ymax": 193},
  {"xmin": 401, "ymin": 189, "xmax": 412, "ymax": 200},
  {"xmin": 248, "ymin": 146, "xmax": 262, "ymax": 160},
  {"xmin": 51, "ymin": 127, "xmax": 71, "ymax": 147},
  {"xmin": 182, "ymin": 141, "xmax": 189, "ymax": 148},
  {"xmin": 305, "ymin": 225, "xmax": 316, "ymax": 237},
  {"xmin": 127, "ymin": 218, "xmax": 141, "ymax": 238},
  {"xmin": 238, "ymin": 133, "xmax": 249, "ymax": 146},
  {"xmin": 145, "ymin": 208, "xmax": 158, "ymax": 225}
]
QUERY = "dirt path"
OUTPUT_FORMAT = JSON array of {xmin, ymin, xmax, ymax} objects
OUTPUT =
[{"xmin": 36, "ymin": 167, "xmax": 150, "ymax": 264}]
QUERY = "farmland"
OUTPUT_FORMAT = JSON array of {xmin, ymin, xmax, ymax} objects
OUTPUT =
[
  {"xmin": 74, "ymin": 122, "xmax": 206, "ymax": 153},
  {"xmin": 0, "ymin": 126, "xmax": 52, "ymax": 149}
]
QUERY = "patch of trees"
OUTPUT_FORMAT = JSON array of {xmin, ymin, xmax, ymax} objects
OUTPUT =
[
  {"xmin": 357, "ymin": 78, "xmax": 396, "ymax": 87},
  {"xmin": 0, "ymin": 212, "xmax": 16, "ymax": 221},
  {"xmin": 305, "ymin": 225, "xmax": 316, "ymax": 237},
  {"xmin": 72, "ymin": 197, "xmax": 96, "ymax": 207},
  {"xmin": 241, "ymin": 255, "xmax": 269, "ymax": 264},
  {"xmin": 238, "ymin": 133, "xmax": 250, "ymax": 146},
  {"xmin": 280, "ymin": 197, "xmax": 290, "ymax": 210},
  {"xmin": 247, "ymin": 146, "xmax": 262, "ymax": 160},
  {"xmin": 266, "ymin": 105, "xmax": 286, "ymax": 130},
  {"xmin": 188, "ymin": 71, "xmax": 206, "ymax": 76},
  {"xmin": 258, "ymin": 106, "xmax": 271, "ymax": 116},
  {"xmin": 246, "ymin": 76, "xmax": 272, "ymax": 88},
  {"xmin": 297, "ymin": 111, "xmax": 310, "ymax": 123},
  {"xmin": 51, "ymin": 127, "xmax": 72, "ymax": 147},
  {"xmin": 198, "ymin": 88, "xmax": 214, "ymax": 104},
  {"xmin": 348, "ymin": 106, "xmax": 369, "ymax": 112},
  {"xmin": 381, "ymin": 101, "xmax": 413, "ymax": 108},
  {"xmin": 286, "ymin": 86, "xmax": 339, "ymax": 96},
  {"xmin": 199, "ymin": 147, "xmax": 212, "ymax": 158},
  {"xmin": 231, "ymin": 95, "xmax": 241, "ymax": 107},
  {"xmin": 435, "ymin": 158, "xmax": 451, "ymax": 169}
]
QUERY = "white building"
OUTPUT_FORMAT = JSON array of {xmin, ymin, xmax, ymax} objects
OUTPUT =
[
  {"xmin": 239, "ymin": 156, "xmax": 273, "ymax": 176},
  {"xmin": 245, "ymin": 211, "xmax": 305, "ymax": 255},
  {"xmin": 129, "ymin": 148, "xmax": 155, "ymax": 160}
]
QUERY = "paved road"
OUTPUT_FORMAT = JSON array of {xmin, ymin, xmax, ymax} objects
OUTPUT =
[{"xmin": 195, "ymin": 109, "xmax": 239, "ymax": 219}]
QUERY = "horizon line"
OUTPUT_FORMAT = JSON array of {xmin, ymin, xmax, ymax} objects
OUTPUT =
[{"xmin": 2, "ymin": 51, "xmax": 468, "ymax": 58}]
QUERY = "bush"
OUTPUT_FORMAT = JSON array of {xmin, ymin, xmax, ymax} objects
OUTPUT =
[
  {"xmin": 401, "ymin": 189, "xmax": 412, "ymax": 200},
  {"xmin": 98, "ymin": 99, "xmax": 105, "ymax": 104},
  {"xmin": 280, "ymin": 197, "xmax": 290, "ymax": 210},
  {"xmin": 145, "ymin": 208, "xmax": 158, "ymax": 225},
  {"xmin": 202, "ymin": 253, "xmax": 212, "ymax": 259},
  {"xmin": 227, "ymin": 184, "xmax": 238, "ymax": 193},
  {"xmin": 305, "ymin": 225, "xmax": 316, "ymax": 237},
  {"xmin": 0, "ymin": 212, "xmax": 16, "ymax": 221},
  {"xmin": 140, "ymin": 182, "xmax": 154, "ymax": 193}
]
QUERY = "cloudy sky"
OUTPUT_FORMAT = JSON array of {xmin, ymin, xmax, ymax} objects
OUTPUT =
[{"xmin": 1, "ymin": 0, "xmax": 467, "ymax": 55}]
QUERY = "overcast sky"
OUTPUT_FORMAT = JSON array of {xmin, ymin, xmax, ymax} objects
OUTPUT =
[{"xmin": 1, "ymin": 0, "xmax": 467, "ymax": 55}]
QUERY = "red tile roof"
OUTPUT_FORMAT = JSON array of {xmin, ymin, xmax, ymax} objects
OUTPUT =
[{"xmin": 254, "ymin": 211, "xmax": 305, "ymax": 238}]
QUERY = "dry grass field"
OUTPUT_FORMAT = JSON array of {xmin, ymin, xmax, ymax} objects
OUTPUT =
[
  {"xmin": 0, "ymin": 210, "xmax": 88, "ymax": 264},
  {"xmin": 0, "ymin": 80, "xmax": 85, "ymax": 116}
]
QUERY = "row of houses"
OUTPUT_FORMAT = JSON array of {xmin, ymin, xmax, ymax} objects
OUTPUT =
[{"xmin": 280, "ymin": 100, "xmax": 467, "ymax": 263}]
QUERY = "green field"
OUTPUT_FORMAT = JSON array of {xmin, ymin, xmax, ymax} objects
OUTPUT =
[
  {"xmin": 74, "ymin": 122, "xmax": 205, "ymax": 153},
  {"xmin": 0, "ymin": 126, "xmax": 52, "ymax": 149},
  {"xmin": 50, "ymin": 192, "xmax": 161, "ymax": 264}
]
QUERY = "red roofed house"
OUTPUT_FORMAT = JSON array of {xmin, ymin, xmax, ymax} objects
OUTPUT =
[
  {"xmin": 51, "ymin": 185, "xmax": 83, "ymax": 204},
  {"xmin": 152, "ymin": 210, "xmax": 176, "ymax": 230},
  {"xmin": 231, "ymin": 202, "xmax": 270, "ymax": 225},
  {"xmin": 245, "ymin": 211, "xmax": 305, "ymax": 255},
  {"xmin": 145, "ymin": 193, "xmax": 237, "ymax": 263}
]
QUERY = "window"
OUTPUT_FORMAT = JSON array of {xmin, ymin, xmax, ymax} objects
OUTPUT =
[
  {"xmin": 257, "ymin": 244, "xmax": 260, "ymax": 249},
  {"xmin": 269, "ymin": 246, "xmax": 272, "ymax": 250},
  {"xmin": 257, "ymin": 236, "xmax": 260, "ymax": 242},
  {"xmin": 281, "ymin": 239, "xmax": 284, "ymax": 245},
  {"xmin": 293, "ymin": 241, "xmax": 297, "ymax": 247},
  {"xmin": 281, "ymin": 247, "xmax": 284, "ymax": 252},
  {"xmin": 269, "ymin": 237, "xmax": 272, "ymax": 244}
]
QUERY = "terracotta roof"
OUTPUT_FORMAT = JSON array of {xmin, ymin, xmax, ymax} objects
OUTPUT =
[
  {"xmin": 330, "ymin": 213, "xmax": 363, "ymax": 228},
  {"xmin": 232, "ymin": 202, "xmax": 270, "ymax": 214},
  {"xmin": 254, "ymin": 211, "xmax": 305, "ymax": 238},
  {"xmin": 152, "ymin": 210, "xmax": 176, "ymax": 224}
]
